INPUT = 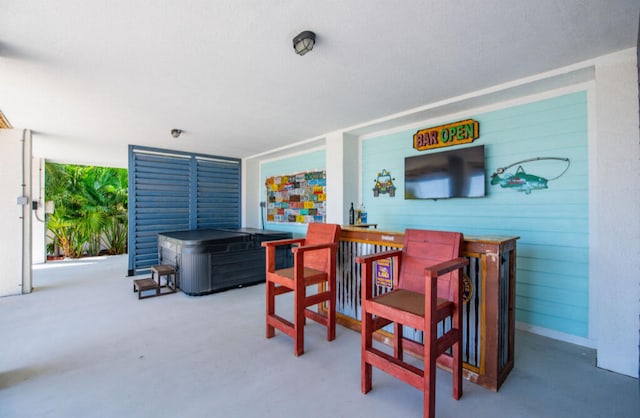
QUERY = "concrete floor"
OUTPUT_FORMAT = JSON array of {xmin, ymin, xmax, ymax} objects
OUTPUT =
[{"xmin": 1, "ymin": 255, "xmax": 638, "ymax": 418}]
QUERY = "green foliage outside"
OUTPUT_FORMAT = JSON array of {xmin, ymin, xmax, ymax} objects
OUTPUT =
[{"xmin": 45, "ymin": 163, "xmax": 128, "ymax": 258}]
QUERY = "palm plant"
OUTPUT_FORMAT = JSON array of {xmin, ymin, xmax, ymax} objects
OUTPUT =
[
  {"xmin": 47, "ymin": 213, "xmax": 81, "ymax": 258},
  {"xmin": 45, "ymin": 163, "xmax": 128, "ymax": 258},
  {"xmin": 95, "ymin": 167, "xmax": 129, "ymax": 254},
  {"xmin": 102, "ymin": 216, "xmax": 128, "ymax": 255}
]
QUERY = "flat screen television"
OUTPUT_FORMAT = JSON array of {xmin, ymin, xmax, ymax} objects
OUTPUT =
[{"xmin": 405, "ymin": 144, "xmax": 486, "ymax": 200}]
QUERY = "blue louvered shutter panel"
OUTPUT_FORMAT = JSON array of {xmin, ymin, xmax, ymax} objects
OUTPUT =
[
  {"xmin": 128, "ymin": 146, "xmax": 241, "ymax": 275},
  {"xmin": 196, "ymin": 157, "xmax": 241, "ymax": 229}
]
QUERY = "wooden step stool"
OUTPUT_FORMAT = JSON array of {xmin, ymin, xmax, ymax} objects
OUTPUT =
[
  {"xmin": 151, "ymin": 264, "xmax": 178, "ymax": 295},
  {"xmin": 132, "ymin": 265, "xmax": 178, "ymax": 300},
  {"xmin": 133, "ymin": 277, "xmax": 159, "ymax": 299}
]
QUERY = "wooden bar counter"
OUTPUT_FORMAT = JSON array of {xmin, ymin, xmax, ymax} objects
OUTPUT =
[{"xmin": 336, "ymin": 227, "xmax": 518, "ymax": 391}]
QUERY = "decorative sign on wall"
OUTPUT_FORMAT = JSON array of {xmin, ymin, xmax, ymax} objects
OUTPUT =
[
  {"xmin": 490, "ymin": 157, "xmax": 570, "ymax": 194},
  {"xmin": 265, "ymin": 170, "xmax": 326, "ymax": 223},
  {"xmin": 372, "ymin": 168, "xmax": 396, "ymax": 197},
  {"xmin": 413, "ymin": 119, "xmax": 479, "ymax": 151}
]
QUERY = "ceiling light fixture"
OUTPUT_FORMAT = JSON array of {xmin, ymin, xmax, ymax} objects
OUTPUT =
[
  {"xmin": 292, "ymin": 31, "xmax": 315, "ymax": 56},
  {"xmin": 171, "ymin": 129, "xmax": 182, "ymax": 138}
]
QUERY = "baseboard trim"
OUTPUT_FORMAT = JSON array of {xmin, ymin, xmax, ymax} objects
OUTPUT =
[{"xmin": 516, "ymin": 321, "xmax": 595, "ymax": 349}]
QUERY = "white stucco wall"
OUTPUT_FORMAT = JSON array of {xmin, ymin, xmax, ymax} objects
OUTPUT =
[
  {"xmin": 0, "ymin": 129, "xmax": 31, "ymax": 296},
  {"xmin": 325, "ymin": 131, "xmax": 359, "ymax": 225},
  {"xmin": 242, "ymin": 158, "xmax": 260, "ymax": 229},
  {"xmin": 591, "ymin": 49, "xmax": 640, "ymax": 377},
  {"xmin": 31, "ymin": 157, "xmax": 47, "ymax": 264}
]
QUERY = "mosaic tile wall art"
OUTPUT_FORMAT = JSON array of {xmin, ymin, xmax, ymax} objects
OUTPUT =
[{"xmin": 265, "ymin": 170, "xmax": 326, "ymax": 223}]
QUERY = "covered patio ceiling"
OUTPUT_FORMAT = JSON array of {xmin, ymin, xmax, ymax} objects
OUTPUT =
[{"xmin": 0, "ymin": 0, "xmax": 638, "ymax": 166}]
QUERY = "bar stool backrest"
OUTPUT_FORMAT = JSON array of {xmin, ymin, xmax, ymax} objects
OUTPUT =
[
  {"xmin": 301, "ymin": 223, "xmax": 341, "ymax": 272},
  {"xmin": 398, "ymin": 229, "xmax": 463, "ymax": 301}
]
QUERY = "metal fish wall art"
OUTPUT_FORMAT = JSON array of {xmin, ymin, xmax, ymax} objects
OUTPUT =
[{"xmin": 490, "ymin": 157, "xmax": 570, "ymax": 194}]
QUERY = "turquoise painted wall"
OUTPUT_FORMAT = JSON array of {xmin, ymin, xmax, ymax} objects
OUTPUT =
[
  {"xmin": 261, "ymin": 149, "xmax": 326, "ymax": 237},
  {"xmin": 361, "ymin": 92, "xmax": 589, "ymax": 337}
]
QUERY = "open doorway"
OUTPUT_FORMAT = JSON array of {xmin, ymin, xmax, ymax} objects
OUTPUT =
[{"xmin": 44, "ymin": 163, "xmax": 128, "ymax": 260}]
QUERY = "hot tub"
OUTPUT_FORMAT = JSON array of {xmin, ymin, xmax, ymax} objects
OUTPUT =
[{"xmin": 157, "ymin": 228, "xmax": 292, "ymax": 295}]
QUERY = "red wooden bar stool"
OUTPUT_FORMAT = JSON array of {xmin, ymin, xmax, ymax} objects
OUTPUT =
[
  {"xmin": 262, "ymin": 223, "xmax": 341, "ymax": 356},
  {"xmin": 356, "ymin": 229, "xmax": 468, "ymax": 418}
]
